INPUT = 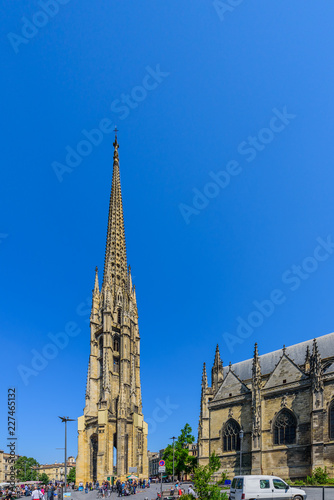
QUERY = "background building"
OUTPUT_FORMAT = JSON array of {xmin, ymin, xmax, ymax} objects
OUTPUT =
[
  {"xmin": 76, "ymin": 134, "xmax": 148, "ymax": 483},
  {"xmin": 198, "ymin": 334, "xmax": 334, "ymax": 479},
  {"xmin": 36, "ymin": 457, "xmax": 76, "ymax": 483},
  {"xmin": 148, "ymin": 450, "xmax": 164, "ymax": 478},
  {"xmin": 0, "ymin": 451, "xmax": 20, "ymax": 483}
]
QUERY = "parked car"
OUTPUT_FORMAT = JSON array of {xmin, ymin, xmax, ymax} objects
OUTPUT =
[{"xmin": 229, "ymin": 475, "xmax": 306, "ymax": 500}]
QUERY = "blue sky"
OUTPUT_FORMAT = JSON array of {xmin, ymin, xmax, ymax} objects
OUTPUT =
[{"xmin": 1, "ymin": 0, "xmax": 334, "ymax": 466}]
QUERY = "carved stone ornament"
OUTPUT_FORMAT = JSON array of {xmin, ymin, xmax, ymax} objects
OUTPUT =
[{"xmin": 281, "ymin": 395, "xmax": 288, "ymax": 408}]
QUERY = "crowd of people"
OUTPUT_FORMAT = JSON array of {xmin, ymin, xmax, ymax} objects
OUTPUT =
[
  {"xmin": 82, "ymin": 479, "xmax": 151, "ymax": 497},
  {"xmin": 1, "ymin": 484, "xmax": 64, "ymax": 500},
  {"xmin": 157, "ymin": 482, "xmax": 197, "ymax": 498},
  {"xmin": 80, "ymin": 478, "xmax": 197, "ymax": 498},
  {"xmin": 115, "ymin": 478, "xmax": 150, "ymax": 496},
  {"xmin": 1, "ymin": 479, "xmax": 197, "ymax": 500}
]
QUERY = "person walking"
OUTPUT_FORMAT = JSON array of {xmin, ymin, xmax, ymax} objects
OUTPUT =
[
  {"xmin": 31, "ymin": 486, "xmax": 43, "ymax": 500},
  {"xmin": 188, "ymin": 485, "xmax": 196, "ymax": 497}
]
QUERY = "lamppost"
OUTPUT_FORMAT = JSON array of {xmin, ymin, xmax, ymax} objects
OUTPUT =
[
  {"xmin": 170, "ymin": 436, "xmax": 176, "ymax": 485},
  {"xmin": 239, "ymin": 428, "xmax": 244, "ymax": 475},
  {"xmin": 58, "ymin": 417, "xmax": 75, "ymax": 493}
]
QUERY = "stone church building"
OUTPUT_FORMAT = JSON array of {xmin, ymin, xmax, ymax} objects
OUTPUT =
[
  {"xmin": 76, "ymin": 133, "xmax": 148, "ymax": 483},
  {"xmin": 198, "ymin": 334, "xmax": 334, "ymax": 478}
]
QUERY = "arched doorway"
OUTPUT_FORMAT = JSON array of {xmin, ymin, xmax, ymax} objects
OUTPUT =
[{"xmin": 91, "ymin": 434, "xmax": 98, "ymax": 482}]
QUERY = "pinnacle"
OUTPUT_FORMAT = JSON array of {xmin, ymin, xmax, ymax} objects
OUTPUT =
[
  {"xmin": 202, "ymin": 362, "xmax": 208, "ymax": 387},
  {"xmin": 94, "ymin": 266, "xmax": 99, "ymax": 295},
  {"xmin": 103, "ymin": 135, "xmax": 128, "ymax": 288},
  {"xmin": 213, "ymin": 344, "xmax": 222, "ymax": 367}
]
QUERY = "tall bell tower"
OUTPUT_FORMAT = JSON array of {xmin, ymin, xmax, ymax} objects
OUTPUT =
[{"xmin": 76, "ymin": 132, "xmax": 148, "ymax": 483}]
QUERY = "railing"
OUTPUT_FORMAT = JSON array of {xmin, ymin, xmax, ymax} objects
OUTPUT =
[{"xmin": 302, "ymin": 486, "xmax": 334, "ymax": 500}]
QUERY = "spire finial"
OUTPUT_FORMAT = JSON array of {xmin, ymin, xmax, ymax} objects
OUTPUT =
[
  {"xmin": 113, "ymin": 127, "xmax": 119, "ymax": 156},
  {"xmin": 254, "ymin": 342, "xmax": 259, "ymax": 357},
  {"xmin": 93, "ymin": 266, "xmax": 99, "ymax": 295}
]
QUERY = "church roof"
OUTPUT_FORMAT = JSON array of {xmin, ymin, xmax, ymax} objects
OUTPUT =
[{"xmin": 223, "ymin": 332, "xmax": 334, "ymax": 381}]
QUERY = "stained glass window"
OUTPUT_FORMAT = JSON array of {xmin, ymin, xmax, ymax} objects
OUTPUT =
[
  {"xmin": 274, "ymin": 410, "xmax": 296, "ymax": 445},
  {"xmin": 223, "ymin": 419, "xmax": 240, "ymax": 451}
]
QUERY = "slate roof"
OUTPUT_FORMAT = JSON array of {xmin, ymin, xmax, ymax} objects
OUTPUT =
[{"xmin": 222, "ymin": 332, "xmax": 334, "ymax": 382}]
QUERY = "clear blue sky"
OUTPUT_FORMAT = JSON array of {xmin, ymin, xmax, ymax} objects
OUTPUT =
[{"xmin": 1, "ymin": 0, "xmax": 334, "ymax": 465}]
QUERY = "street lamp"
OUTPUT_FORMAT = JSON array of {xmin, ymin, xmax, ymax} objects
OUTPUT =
[
  {"xmin": 170, "ymin": 437, "xmax": 176, "ymax": 486},
  {"xmin": 239, "ymin": 428, "xmax": 244, "ymax": 475},
  {"xmin": 58, "ymin": 416, "xmax": 75, "ymax": 493}
]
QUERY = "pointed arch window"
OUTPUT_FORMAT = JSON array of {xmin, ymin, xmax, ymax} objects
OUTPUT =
[
  {"xmin": 113, "ymin": 357, "xmax": 120, "ymax": 374},
  {"xmin": 274, "ymin": 409, "xmax": 296, "ymax": 445},
  {"xmin": 223, "ymin": 419, "xmax": 240, "ymax": 452},
  {"xmin": 117, "ymin": 308, "xmax": 122, "ymax": 324},
  {"xmin": 329, "ymin": 401, "xmax": 334, "ymax": 440},
  {"xmin": 98, "ymin": 336, "xmax": 103, "ymax": 358},
  {"xmin": 113, "ymin": 335, "xmax": 120, "ymax": 352},
  {"xmin": 98, "ymin": 337, "xmax": 103, "ymax": 396}
]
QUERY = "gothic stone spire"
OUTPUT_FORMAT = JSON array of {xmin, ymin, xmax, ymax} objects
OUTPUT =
[
  {"xmin": 103, "ymin": 130, "xmax": 127, "ymax": 289},
  {"xmin": 91, "ymin": 267, "xmax": 100, "ymax": 323},
  {"xmin": 252, "ymin": 343, "xmax": 262, "ymax": 443},
  {"xmin": 304, "ymin": 345, "xmax": 311, "ymax": 373},
  {"xmin": 94, "ymin": 266, "xmax": 99, "ymax": 296},
  {"xmin": 252, "ymin": 342, "xmax": 261, "ymax": 387},
  {"xmin": 202, "ymin": 362, "xmax": 208, "ymax": 390},
  {"xmin": 311, "ymin": 338, "xmax": 324, "ymax": 392},
  {"xmin": 211, "ymin": 344, "xmax": 223, "ymax": 393}
]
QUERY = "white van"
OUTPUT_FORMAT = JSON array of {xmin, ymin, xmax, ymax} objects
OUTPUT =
[{"xmin": 229, "ymin": 475, "xmax": 306, "ymax": 500}]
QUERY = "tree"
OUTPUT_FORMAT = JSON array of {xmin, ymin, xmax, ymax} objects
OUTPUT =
[
  {"xmin": 192, "ymin": 452, "xmax": 227, "ymax": 500},
  {"xmin": 67, "ymin": 467, "xmax": 76, "ymax": 484},
  {"xmin": 39, "ymin": 473, "xmax": 50, "ymax": 485},
  {"xmin": 15, "ymin": 456, "xmax": 40, "ymax": 481},
  {"xmin": 163, "ymin": 424, "xmax": 197, "ymax": 479}
]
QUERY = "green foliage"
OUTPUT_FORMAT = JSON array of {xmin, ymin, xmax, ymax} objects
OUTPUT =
[
  {"xmin": 306, "ymin": 467, "xmax": 330, "ymax": 485},
  {"xmin": 39, "ymin": 473, "xmax": 49, "ymax": 485},
  {"xmin": 192, "ymin": 452, "xmax": 227, "ymax": 500},
  {"xmin": 15, "ymin": 456, "xmax": 40, "ymax": 481},
  {"xmin": 67, "ymin": 467, "xmax": 76, "ymax": 483},
  {"xmin": 219, "ymin": 470, "xmax": 229, "ymax": 485},
  {"xmin": 163, "ymin": 424, "xmax": 197, "ymax": 478}
]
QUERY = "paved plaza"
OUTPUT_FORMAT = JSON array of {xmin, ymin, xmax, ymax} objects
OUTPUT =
[
  {"xmin": 70, "ymin": 484, "xmax": 176, "ymax": 500},
  {"xmin": 67, "ymin": 484, "xmax": 334, "ymax": 500}
]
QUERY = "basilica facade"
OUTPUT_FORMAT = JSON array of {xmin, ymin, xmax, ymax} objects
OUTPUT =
[
  {"xmin": 198, "ymin": 334, "xmax": 334, "ymax": 478},
  {"xmin": 76, "ymin": 134, "xmax": 148, "ymax": 483}
]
